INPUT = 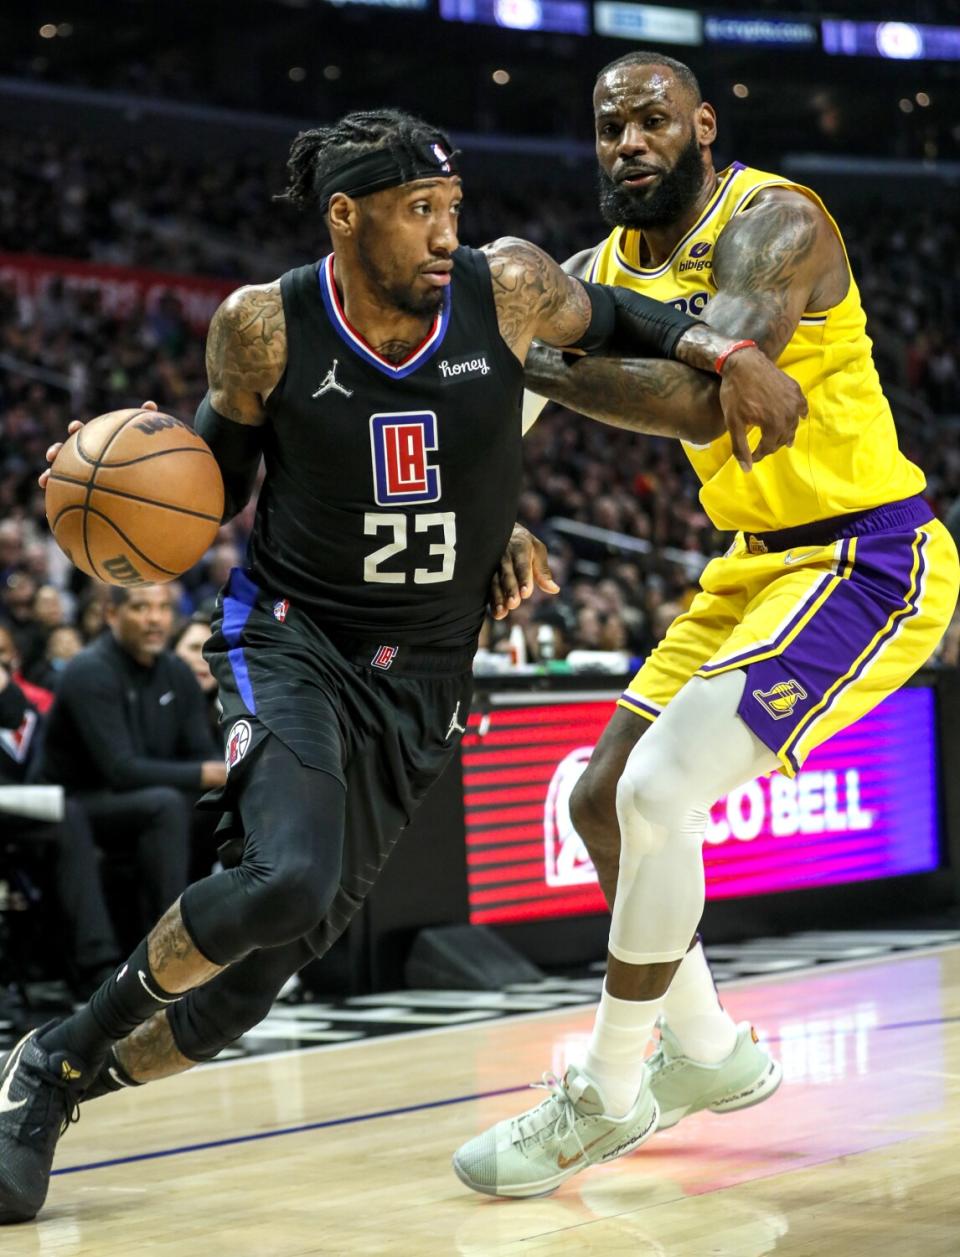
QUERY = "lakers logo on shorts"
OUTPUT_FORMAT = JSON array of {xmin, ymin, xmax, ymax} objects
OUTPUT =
[{"xmin": 753, "ymin": 679, "xmax": 808, "ymax": 720}]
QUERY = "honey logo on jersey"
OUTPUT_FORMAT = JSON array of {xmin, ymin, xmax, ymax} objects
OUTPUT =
[
  {"xmin": 678, "ymin": 241, "xmax": 713, "ymax": 275},
  {"xmin": 369, "ymin": 410, "xmax": 441, "ymax": 505},
  {"xmin": 437, "ymin": 354, "xmax": 491, "ymax": 383},
  {"xmin": 753, "ymin": 679, "xmax": 808, "ymax": 720}
]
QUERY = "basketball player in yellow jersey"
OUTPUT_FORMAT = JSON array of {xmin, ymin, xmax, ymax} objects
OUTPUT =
[{"xmin": 454, "ymin": 51, "xmax": 960, "ymax": 1198}]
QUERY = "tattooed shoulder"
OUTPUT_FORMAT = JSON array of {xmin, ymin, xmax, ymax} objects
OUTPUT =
[
  {"xmin": 713, "ymin": 191, "xmax": 824, "ymax": 295},
  {"xmin": 483, "ymin": 236, "xmax": 589, "ymax": 355},
  {"xmin": 206, "ymin": 280, "xmax": 286, "ymax": 421}
]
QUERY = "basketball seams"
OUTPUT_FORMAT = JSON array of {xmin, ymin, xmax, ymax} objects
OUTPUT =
[
  {"xmin": 81, "ymin": 412, "xmax": 147, "ymax": 578},
  {"xmin": 54, "ymin": 475, "xmax": 222, "ymax": 524},
  {"xmin": 82, "ymin": 507, "xmax": 180, "ymax": 577},
  {"xmin": 74, "ymin": 409, "xmax": 150, "ymax": 465},
  {"xmin": 50, "ymin": 409, "xmax": 222, "ymax": 583},
  {"xmin": 88, "ymin": 446, "xmax": 218, "ymax": 469}
]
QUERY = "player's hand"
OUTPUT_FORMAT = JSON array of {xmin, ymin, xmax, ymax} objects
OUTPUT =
[
  {"xmin": 718, "ymin": 349, "xmax": 807, "ymax": 472},
  {"xmin": 201, "ymin": 759, "xmax": 228, "ymax": 789},
  {"xmin": 39, "ymin": 400, "xmax": 159, "ymax": 489},
  {"xmin": 489, "ymin": 523, "xmax": 560, "ymax": 620}
]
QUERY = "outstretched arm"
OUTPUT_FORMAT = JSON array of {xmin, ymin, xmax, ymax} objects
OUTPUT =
[
  {"xmin": 519, "ymin": 244, "xmax": 728, "ymax": 441},
  {"xmin": 524, "ymin": 345, "xmax": 725, "ymax": 441}
]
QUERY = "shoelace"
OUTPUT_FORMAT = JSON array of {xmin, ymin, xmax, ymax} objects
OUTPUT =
[
  {"xmin": 25, "ymin": 1066, "xmax": 82, "ymax": 1142},
  {"xmin": 513, "ymin": 1073, "xmax": 587, "ymax": 1161}
]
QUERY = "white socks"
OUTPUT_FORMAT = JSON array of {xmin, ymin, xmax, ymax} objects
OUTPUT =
[
  {"xmin": 660, "ymin": 941, "xmax": 737, "ymax": 1064},
  {"xmin": 582, "ymin": 983, "xmax": 661, "ymax": 1118}
]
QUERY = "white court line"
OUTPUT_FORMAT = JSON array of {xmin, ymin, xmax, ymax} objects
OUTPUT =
[{"xmin": 197, "ymin": 941, "xmax": 960, "ymax": 1075}]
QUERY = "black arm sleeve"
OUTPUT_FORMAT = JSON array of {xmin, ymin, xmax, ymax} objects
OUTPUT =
[
  {"xmin": 194, "ymin": 393, "xmax": 264, "ymax": 523},
  {"xmin": 570, "ymin": 281, "xmax": 698, "ymax": 361}
]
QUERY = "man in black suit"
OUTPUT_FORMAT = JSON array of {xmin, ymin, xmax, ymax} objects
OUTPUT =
[{"xmin": 42, "ymin": 585, "xmax": 225, "ymax": 928}]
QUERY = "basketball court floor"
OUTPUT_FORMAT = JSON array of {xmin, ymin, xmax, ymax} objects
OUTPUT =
[{"xmin": 5, "ymin": 942, "xmax": 960, "ymax": 1255}]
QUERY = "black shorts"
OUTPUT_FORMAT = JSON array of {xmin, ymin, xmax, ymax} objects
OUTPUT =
[{"xmin": 201, "ymin": 568, "xmax": 474, "ymax": 953}]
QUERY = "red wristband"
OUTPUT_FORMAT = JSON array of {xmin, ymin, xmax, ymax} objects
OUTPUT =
[{"xmin": 714, "ymin": 339, "xmax": 758, "ymax": 375}]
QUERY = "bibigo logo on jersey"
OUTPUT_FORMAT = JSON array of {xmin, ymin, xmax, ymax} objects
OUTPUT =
[{"xmin": 544, "ymin": 747, "xmax": 598, "ymax": 887}]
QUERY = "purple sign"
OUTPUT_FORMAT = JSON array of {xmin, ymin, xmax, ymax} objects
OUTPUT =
[{"xmin": 703, "ymin": 686, "xmax": 940, "ymax": 898}]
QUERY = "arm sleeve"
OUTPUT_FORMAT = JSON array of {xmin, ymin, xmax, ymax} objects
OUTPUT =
[
  {"xmin": 194, "ymin": 393, "xmax": 264, "ymax": 523},
  {"xmin": 60, "ymin": 660, "xmax": 206, "ymax": 791},
  {"xmin": 571, "ymin": 282, "xmax": 698, "ymax": 360}
]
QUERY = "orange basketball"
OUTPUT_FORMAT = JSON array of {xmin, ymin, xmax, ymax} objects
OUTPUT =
[{"xmin": 45, "ymin": 408, "xmax": 225, "ymax": 587}]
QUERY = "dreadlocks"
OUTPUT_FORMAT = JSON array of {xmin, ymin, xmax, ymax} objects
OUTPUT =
[{"xmin": 278, "ymin": 109, "xmax": 456, "ymax": 211}]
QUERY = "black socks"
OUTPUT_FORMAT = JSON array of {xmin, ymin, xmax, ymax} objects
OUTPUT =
[
  {"xmin": 80, "ymin": 1048, "xmax": 142, "ymax": 1103},
  {"xmin": 40, "ymin": 938, "xmax": 181, "ymax": 1078}
]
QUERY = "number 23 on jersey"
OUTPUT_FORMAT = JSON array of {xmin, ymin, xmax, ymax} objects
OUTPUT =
[{"xmin": 365, "ymin": 410, "xmax": 456, "ymax": 584}]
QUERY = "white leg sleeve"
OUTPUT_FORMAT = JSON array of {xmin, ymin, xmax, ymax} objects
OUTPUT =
[{"xmin": 608, "ymin": 670, "xmax": 779, "ymax": 966}]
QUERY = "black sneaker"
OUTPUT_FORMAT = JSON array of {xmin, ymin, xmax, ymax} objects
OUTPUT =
[{"xmin": 0, "ymin": 1023, "xmax": 88, "ymax": 1224}]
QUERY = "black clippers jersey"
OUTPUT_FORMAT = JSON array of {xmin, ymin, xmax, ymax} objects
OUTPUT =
[{"xmin": 247, "ymin": 246, "xmax": 524, "ymax": 648}]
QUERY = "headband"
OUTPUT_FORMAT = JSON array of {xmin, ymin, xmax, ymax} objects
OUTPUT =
[{"xmin": 317, "ymin": 139, "xmax": 459, "ymax": 215}]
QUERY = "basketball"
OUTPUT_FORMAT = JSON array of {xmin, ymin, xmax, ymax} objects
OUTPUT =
[{"xmin": 44, "ymin": 408, "xmax": 224, "ymax": 587}]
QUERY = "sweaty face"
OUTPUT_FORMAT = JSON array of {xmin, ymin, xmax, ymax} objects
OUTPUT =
[
  {"xmin": 594, "ymin": 66, "xmax": 709, "ymax": 231},
  {"xmin": 354, "ymin": 178, "xmax": 462, "ymax": 318}
]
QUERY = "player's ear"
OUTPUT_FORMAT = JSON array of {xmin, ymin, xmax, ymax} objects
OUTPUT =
[
  {"xmin": 326, "ymin": 193, "xmax": 357, "ymax": 238},
  {"xmin": 695, "ymin": 102, "xmax": 717, "ymax": 146}
]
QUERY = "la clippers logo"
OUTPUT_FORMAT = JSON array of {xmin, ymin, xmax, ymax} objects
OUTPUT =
[
  {"xmin": 369, "ymin": 411, "xmax": 441, "ymax": 505},
  {"xmin": 371, "ymin": 645, "xmax": 399, "ymax": 671},
  {"xmin": 544, "ymin": 747, "xmax": 598, "ymax": 887},
  {"xmin": 273, "ymin": 598, "xmax": 290, "ymax": 623},
  {"xmin": 225, "ymin": 719, "xmax": 252, "ymax": 772}
]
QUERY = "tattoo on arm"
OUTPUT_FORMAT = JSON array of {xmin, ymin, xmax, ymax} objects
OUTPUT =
[
  {"xmin": 709, "ymin": 196, "xmax": 822, "ymax": 358},
  {"xmin": 483, "ymin": 237, "xmax": 592, "ymax": 360},
  {"xmin": 206, "ymin": 282, "xmax": 287, "ymax": 425},
  {"xmin": 115, "ymin": 1012, "xmax": 194, "ymax": 1084},
  {"xmin": 524, "ymin": 343, "xmax": 724, "ymax": 442}
]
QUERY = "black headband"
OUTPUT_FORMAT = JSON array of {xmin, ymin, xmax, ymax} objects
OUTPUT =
[{"xmin": 317, "ymin": 139, "xmax": 459, "ymax": 215}]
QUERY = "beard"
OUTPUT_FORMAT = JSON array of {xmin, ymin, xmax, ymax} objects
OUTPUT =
[
  {"xmin": 598, "ymin": 131, "xmax": 706, "ymax": 231},
  {"xmin": 356, "ymin": 224, "xmax": 445, "ymax": 319}
]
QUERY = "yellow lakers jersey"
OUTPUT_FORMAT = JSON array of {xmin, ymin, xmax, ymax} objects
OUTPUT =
[{"xmin": 589, "ymin": 163, "xmax": 925, "ymax": 532}]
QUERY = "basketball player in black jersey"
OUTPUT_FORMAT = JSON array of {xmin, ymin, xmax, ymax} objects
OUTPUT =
[{"xmin": 2, "ymin": 109, "xmax": 803, "ymax": 1223}]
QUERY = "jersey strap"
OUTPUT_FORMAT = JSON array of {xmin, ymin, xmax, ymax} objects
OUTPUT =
[{"xmin": 317, "ymin": 254, "xmax": 452, "ymax": 380}]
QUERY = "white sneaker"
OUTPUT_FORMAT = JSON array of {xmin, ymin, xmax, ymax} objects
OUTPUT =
[
  {"xmin": 649, "ymin": 1020, "xmax": 782, "ymax": 1130},
  {"xmin": 452, "ymin": 1064, "xmax": 659, "ymax": 1198}
]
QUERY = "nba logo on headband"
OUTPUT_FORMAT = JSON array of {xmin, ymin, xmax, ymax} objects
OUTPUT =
[{"xmin": 431, "ymin": 143, "xmax": 452, "ymax": 172}]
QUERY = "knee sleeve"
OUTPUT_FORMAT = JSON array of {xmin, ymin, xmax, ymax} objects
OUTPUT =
[
  {"xmin": 608, "ymin": 671, "xmax": 780, "ymax": 966},
  {"xmin": 608, "ymin": 804, "xmax": 708, "ymax": 965},
  {"xmin": 181, "ymin": 739, "xmax": 347, "ymax": 966},
  {"xmin": 169, "ymin": 938, "xmax": 313, "ymax": 1061}
]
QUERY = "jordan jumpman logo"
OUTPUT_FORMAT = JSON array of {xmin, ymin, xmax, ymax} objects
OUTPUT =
[{"xmin": 313, "ymin": 359, "xmax": 353, "ymax": 399}]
